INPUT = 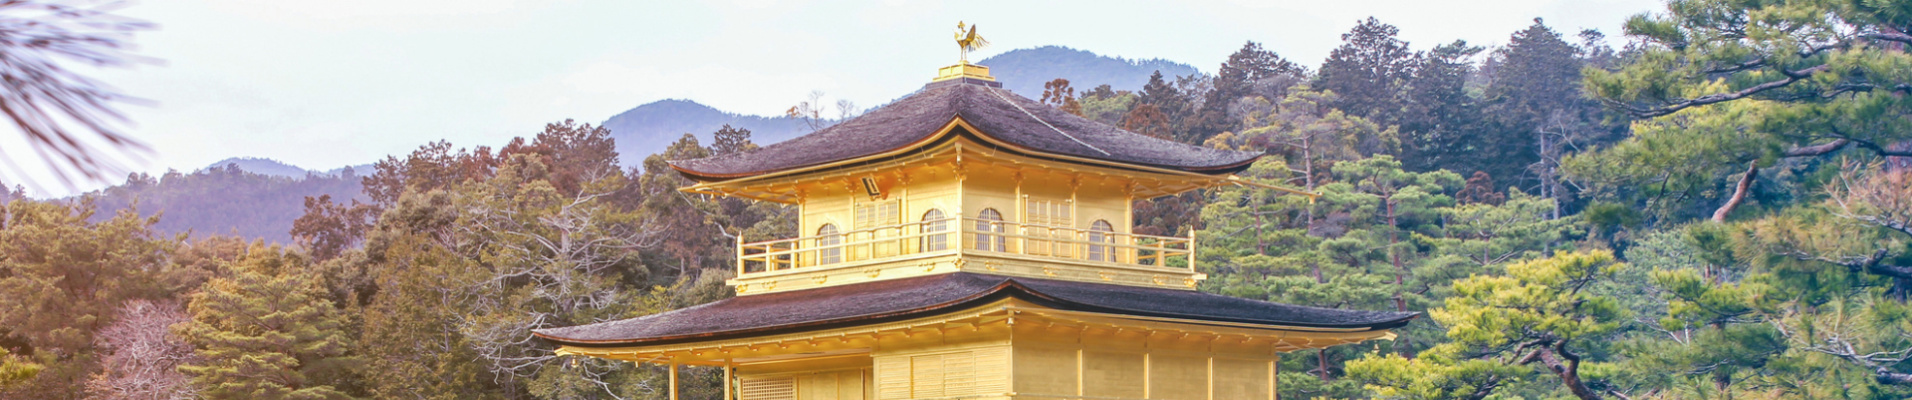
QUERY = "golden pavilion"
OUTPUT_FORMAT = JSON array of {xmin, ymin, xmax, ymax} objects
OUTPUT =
[{"xmin": 534, "ymin": 52, "xmax": 1415, "ymax": 400}]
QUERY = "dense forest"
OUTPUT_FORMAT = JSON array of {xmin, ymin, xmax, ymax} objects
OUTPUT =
[
  {"xmin": 4, "ymin": 0, "xmax": 1912, "ymax": 399},
  {"xmin": 85, "ymin": 165, "xmax": 368, "ymax": 243}
]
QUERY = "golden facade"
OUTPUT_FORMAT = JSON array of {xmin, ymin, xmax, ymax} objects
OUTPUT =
[{"xmin": 536, "ymin": 60, "xmax": 1412, "ymax": 400}]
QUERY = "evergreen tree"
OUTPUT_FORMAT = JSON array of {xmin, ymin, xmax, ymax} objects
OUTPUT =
[
  {"xmin": 1199, "ymin": 41, "xmax": 1307, "ymax": 136},
  {"xmin": 176, "ymin": 246, "xmax": 359, "ymax": 400},
  {"xmin": 1399, "ymin": 41, "xmax": 1484, "ymax": 173},
  {"xmin": 1316, "ymin": 17, "xmax": 1417, "ymax": 126},
  {"xmin": 1582, "ymin": 0, "xmax": 1912, "ymax": 221},
  {"xmin": 1350, "ymin": 251, "xmax": 1627, "ymax": 400},
  {"xmin": 1483, "ymin": 19, "xmax": 1614, "ymax": 210},
  {"xmin": 0, "ymin": 197, "xmax": 170, "ymax": 398}
]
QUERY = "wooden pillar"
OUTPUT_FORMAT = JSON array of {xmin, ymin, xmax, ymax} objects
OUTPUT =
[
  {"xmin": 1142, "ymin": 352, "xmax": 1152, "ymax": 398},
  {"xmin": 668, "ymin": 362, "xmax": 680, "ymax": 400},
  {"xmin": 723, "ymin": 358, "xmax": 734, "ymax": 400},
  {"xmin": 1189, "ymin": 229, "xmax": 1198, "ymax": 273},
  {"xmin": 1075, "ymin": 347, "xmax": 1085, "ymax": 397},
  {"xmin": 1206, "ymin": 356, "xmax": 1215, "ymax": 400},
  {"xmin": 1268, "ymin": 357, "xmax": 1279, "ymax": 400}
]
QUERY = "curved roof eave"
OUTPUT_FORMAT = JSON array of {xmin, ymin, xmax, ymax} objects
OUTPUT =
[{"xmin": 532, "ymin": 273, "xmax": 1416, "ymax": 348}]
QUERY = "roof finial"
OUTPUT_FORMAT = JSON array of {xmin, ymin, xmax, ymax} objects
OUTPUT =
[
  {"xmin": 954, "ymin": 21, "xmax": 988, "ymax": 65},
  {"xmin": 933, "ymin": 22, "xmax": 998, "ymax": 85}
]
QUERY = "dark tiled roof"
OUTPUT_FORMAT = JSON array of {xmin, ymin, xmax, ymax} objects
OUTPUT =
[
  {"xmin": 667, "ymin": 81, "xmax": 1262, "ymax": 180},
  {"xmin": 533, "ymin": 273, "xmax": 1417, "ymax": 347}
]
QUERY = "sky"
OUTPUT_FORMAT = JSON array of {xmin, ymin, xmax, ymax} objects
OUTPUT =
[{"xmin": 2, "ymin": 0, "xmax": 1664, "ymax": 197}]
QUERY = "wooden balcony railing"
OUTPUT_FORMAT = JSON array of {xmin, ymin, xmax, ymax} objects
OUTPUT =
[{"xmin": 736, "ymin": 217, "xmax": 1193, "ymax": 276}]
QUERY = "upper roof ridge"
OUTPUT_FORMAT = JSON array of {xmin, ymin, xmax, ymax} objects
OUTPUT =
[{"xmin": 668, "ymin": 83, "xmax": 1260, "ymax": 181}]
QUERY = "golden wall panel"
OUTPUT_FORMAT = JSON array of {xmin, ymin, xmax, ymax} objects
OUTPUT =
[
  {"xmin": 910, "ymin": 353, "xmax": 945, "ymax": 398},
  {"xmin": 874, "ymin": 356, "xmax": 910, "ymax": 399},
  {"xmin": 1081, "ymin": 350, "xmax": 1144, "ymax": 398},
  {"xmin": 1147, "ymin": 354, "xmax": 1206, "ymax": 400},
  {"xmin": 796, "ymin": 370, "xmax": 868, "ymax": 400},
  {"xmin": 1213, "ymin": 358, "xmax": 1272, "ymax": 400},
  {"xmin": 1011, "ymin": 345, "xmax": 1077, "ymax": 396},
  {"xmin": 873, "ymin": 345, "xmax": 1009, "ymax": 400}
]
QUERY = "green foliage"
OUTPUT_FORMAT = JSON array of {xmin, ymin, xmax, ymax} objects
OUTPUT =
[
  {"xmin": 1351, "ymin": 251, "xmax": 1627, "ymax": 400},
  {"xmin": 1076, "ymin": 89, "xmax": 1136, "ymax": 126},
  {"xmin": 0, "ymin": 197, "xmax": 172, "ymax": 397},
  {"xmin": 1316, "ymin": 17, "xmax": 1415, "ymax": 126},
  {"xmin": 176, "ymin": 246, "xmax": 359, "ymax": 400},
  {"xmin": 0, "ymin": 348, "xmax": 41, "ymax": 388}
]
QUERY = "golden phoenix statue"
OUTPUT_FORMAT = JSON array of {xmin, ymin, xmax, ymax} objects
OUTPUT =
[{"xmin": 955, "ymin": 21, "xmax": 988, "ymax": 64}]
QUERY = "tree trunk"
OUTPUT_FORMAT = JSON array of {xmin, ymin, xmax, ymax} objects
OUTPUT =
[
  {"xmin": 1712, "ymin": 162, "xmax": 1759, "ymax": 223},
  {"xmin": 1316, "ymin": 349, "xmax": 1330, "ymax": 380},
  {"xmin": 1302, "ymin": 136, "xmax": 1316, "ymax": 234},
  {"xmin": 1535, "ymin": 348, "xmax": 1602, "ymax": 400}
]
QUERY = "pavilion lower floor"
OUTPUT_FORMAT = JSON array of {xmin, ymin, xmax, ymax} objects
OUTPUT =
[{"xmin": 557, "ymin": 299, "xmax": 1393, "ymax": 400}]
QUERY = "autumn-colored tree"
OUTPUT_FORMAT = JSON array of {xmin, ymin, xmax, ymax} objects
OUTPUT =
[
  {"xmin": 1455, "ymin": 171, "xmax": 1504, "ymax": 205},
  {"xmin": 496, "ymin": 119, "xmax": 622, "ymax": 195},
  {"xmin": 1040, "ymin": 78, "xmax": 1082, "ymax": 116},
  {"xmin": 290, "ymin": 194, "xmax": 376, "ymax": 261},
  {"xmin": 1120, "ymin": 103, "xmax": 1171, "ymax": 139},
  {"xmin": 362, "ymin": 140, "xmax": 500, "ymax": 206}
]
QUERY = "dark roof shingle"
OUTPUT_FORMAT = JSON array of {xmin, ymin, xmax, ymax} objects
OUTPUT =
[
  {"xmin": 533, "ymin": 273, "xmax": 1416, "ymax": 347},
  {"xmin": 668, "ymin": 82, "xmax": 1261, "ymax": 180}
]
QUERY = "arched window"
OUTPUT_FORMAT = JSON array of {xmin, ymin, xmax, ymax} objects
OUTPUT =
[
  {"xmin": 816, "ymin": 224, "xmax": 841, "ymax": 265},
  {"xmin": 974, "ymin": 209, "xmax": 1005, "ymax": 252},
  {"xmin": 1088, "ymin": 220, "xmax": 1115, "ymax": 262},
  {"xmin": 921, "ymin": 209, "xmax": 948, "ymax": 252}
]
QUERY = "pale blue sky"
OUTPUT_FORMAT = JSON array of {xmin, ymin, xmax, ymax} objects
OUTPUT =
[{"xmin": 5, "ymin": 0, "xmax": 1663, "ymax": 196}]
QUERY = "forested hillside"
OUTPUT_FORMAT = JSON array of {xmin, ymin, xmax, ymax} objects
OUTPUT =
[
  {"xmin": 598, "ymin": 99, "xmax": 811, "ymax": 167},
  {"xmin": 86, "ymin": 165, "xmax": 366, "ymax": 243},
  {"xmin": 977, "ymin": 45, "xmax": 1201, "ymax": 97},
  {"xmin": 4, "ymin": 1, "xmax": 1912, "ymax": 399}
]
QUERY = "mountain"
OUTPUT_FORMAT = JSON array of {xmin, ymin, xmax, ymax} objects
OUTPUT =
[
  {"xmin": 90, "ymin": 164, "xmax": 366, "ymax": 244},
  {"xmin": 600, "ymin": 47, "xmax": 1198, "ymax": 167},
  {"xmin": 118, "ymin": 45, "xmax": 1194, "ymax": 243},
  {"xmin": 203, "ymin": 157, "xmax": 308, "ymax": 178},
  {"xmin": 599, "ymin": 99, "xmax": 813, "ymax": 169},
  {"xmin": 976, "ymin": 46, "xmax": 1201, "ymax": 97},
  {"xmin": 203, "ymin": 157, "xmax": 373, "ymax": 178}
]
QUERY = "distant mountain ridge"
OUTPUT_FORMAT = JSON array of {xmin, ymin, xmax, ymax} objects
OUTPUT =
[
  {"xmin": 140, "ymin": 46, "xmax": 1194, "ymax": 242},
  {"xmin": 204, "ymin": 157, "xmax": 372, "ymax": 178},
  {"xmin": 599, "ymin": 46, "xmax": 1198, "ymax": 167},
  {"xmin": 978, "ymin": 46, "xmax": 1201, "ymax": 97},
  {"xmin": 598, "ymin": 99, "xmax": 813, "ymax": 169}
]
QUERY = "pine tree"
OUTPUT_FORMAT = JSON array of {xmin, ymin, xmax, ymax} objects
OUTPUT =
[
  {"xmin": 1349, "ymin": 251, "xmax": 1628, "ymax": 400},
  {"xmin": 1316, "ymin": 17, "xmax": 1417, "ymax": 126},
  {"xmin": 1399, "ymin": 41, "xmax": 1483, "ymax": 173},
  {"xmin": 0, "ymin": 197, "xmax": 170, "ymax": 398},
  {"xmin": 177, "ymin": 246, "xmax": 359, "ymax": 400},
  {"xmin": 1483, "ymin": 19, "xmax": 1612, "ymax": 209}
]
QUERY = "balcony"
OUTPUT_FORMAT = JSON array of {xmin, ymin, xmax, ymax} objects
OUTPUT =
[{"xmin": 736, "ymin": 217, "xmax": 1194, "ymax": 278}]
